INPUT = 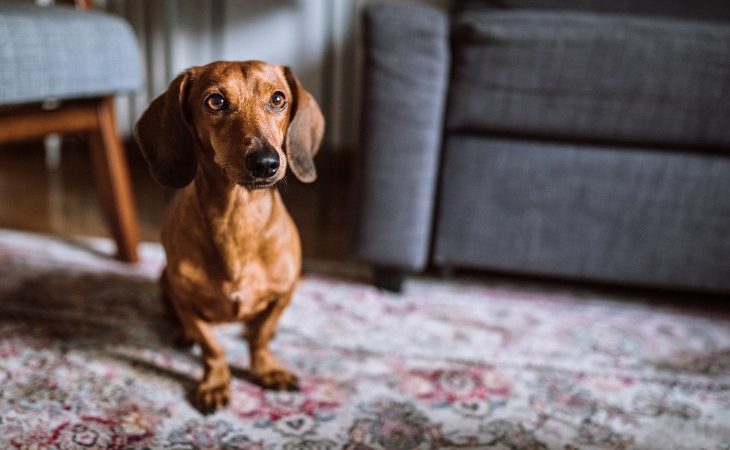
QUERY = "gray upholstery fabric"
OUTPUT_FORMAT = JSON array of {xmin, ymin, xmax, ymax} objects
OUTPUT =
[
  {"xmin": 456, "ymin": 0, "xmax": 730, "ymax": 23},
  {"xmin": 434, "ymin": 135, "xmax": 730, "ymax": 292},
  {"xmin": 353, "ymin": 3, "xmax": 450, "ymax": 270},
  {"xmin": 0, "ymin": 4, "xmax": 142, "ymax": 105},
  {"xmin": 353, "ymin": 2, "xmax": 730, "ymax": 292},
  {"xmin": 447, "ymin": 10, "xmax": 730, "ymax": 149}
]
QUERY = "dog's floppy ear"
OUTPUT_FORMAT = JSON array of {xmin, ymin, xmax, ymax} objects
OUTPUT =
[
  {"xmin": 134, "ymin": 70, "xmax": 198, "ymax": 189},
  {"xmin": 283, "ymin": 67, "xmax": 325, "ymax": 183}
]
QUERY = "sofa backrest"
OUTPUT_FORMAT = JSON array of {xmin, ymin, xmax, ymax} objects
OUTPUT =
[{"xmin": 455, "ymin": 0, "xmax": 730, "ymax": 23}]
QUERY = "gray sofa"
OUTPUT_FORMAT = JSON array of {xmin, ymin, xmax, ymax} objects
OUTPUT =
[{"xmin": 353, "ymin": 0, "xmax": 730, "ymax": 293}]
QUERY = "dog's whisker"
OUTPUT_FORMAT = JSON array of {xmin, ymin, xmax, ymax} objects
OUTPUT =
[{"xmin": 279, "ymin": 174, "xmax": 290, "ymax": 192}]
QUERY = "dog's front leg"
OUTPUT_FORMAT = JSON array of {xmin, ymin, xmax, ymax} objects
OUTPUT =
[
  {"xmin": 244, "ymin": 290, "xmax": 299, "ymax": 390},
  {"xmin": 185, "ymin": 315, "xmax": 231, "ymax": 412}
]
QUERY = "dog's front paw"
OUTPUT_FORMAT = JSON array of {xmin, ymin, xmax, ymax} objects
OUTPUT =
[
  {"xmin": 255, "ymin": 366, "xmax": 300, "ymax": 391},
  {"xmin": 195, "ymin": 365, "xmax": 231, "ymax": 413},
  {"xmin": 196, "ymin": 381, "xmax": 230, "ymax": 413}
]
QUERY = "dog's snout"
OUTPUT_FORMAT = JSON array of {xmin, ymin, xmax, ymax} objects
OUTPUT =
[{"xmin": 245, "ymin": 150, "xmax": 280, "ymax": 179}]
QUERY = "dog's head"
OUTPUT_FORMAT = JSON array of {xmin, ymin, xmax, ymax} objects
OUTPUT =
[{"xmin": 135, "ymin": 60, "xmax": 324, "ymax": 190}]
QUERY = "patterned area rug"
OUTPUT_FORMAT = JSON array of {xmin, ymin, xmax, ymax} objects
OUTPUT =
[{"xmin": 0, "ymin": 229, "xmax": 728, "ymax": 450}]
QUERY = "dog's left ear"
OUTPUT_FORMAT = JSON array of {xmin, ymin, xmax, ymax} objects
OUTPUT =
[{"xmin": 283, "ymin": 67, "xmax": 325, "ymax": 183}]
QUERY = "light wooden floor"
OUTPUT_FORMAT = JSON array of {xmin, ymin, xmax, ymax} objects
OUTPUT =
[{"xmin": 0, "ymin": 138, "xmax": 352, "ymax": 263}]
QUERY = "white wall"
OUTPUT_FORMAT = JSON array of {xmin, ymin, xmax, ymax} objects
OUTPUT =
[{"xmin": 107, "ymin": 0, "xmax": 448, "ymax": 151}]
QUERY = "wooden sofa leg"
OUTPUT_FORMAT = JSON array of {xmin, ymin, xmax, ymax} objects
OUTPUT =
[{"xmin": 88, "ymin": 96, "xmax": 140, "ymax": 263}]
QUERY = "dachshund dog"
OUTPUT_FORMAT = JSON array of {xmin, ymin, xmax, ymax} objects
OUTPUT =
[{"xmin": 134, "ymin": 60, "xmax": 324, "ymax": 412}]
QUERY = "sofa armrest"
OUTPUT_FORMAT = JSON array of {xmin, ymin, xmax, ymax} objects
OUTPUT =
[{"xmin": 353, "ymin": 3, "xmax": 450, "ymax": 272}]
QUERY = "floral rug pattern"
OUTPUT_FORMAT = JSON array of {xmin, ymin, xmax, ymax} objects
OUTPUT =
[{"xmin": 0, "ymin": 229, "xmax": 728, "ymax": 449}]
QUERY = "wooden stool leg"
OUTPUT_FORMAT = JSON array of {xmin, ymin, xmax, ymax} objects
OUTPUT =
[{"xmin": 88, "ymin": 96, "xmax": 140, "ymax": 263}]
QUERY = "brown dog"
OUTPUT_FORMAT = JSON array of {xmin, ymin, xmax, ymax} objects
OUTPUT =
[{"xmin": 134, "ymin": 60, "xmax": 324, "ymax": 412}]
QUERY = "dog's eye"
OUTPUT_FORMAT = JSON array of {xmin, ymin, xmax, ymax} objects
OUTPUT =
[
  {"xmin": 205, "ymin": 94, "xmax": 226, "ymax": 111},
  {"xmin": 269, "ymin": 91, "xmax": 286, "ymax": 111}
]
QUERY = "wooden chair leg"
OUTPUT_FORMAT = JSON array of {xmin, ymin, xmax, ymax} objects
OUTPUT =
[{"xmin": 88, "ymin": 96, "xmax": 140, "ymax": 263}]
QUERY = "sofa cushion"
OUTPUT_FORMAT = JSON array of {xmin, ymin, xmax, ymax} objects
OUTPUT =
[
  {"xmin": 433, "ymin": 134, "xmax": 730, "ymax": 292},
  {"xmin": 447, "ymin": 10, "xmax": 730, "ymax": 149},
  {"xmin": 0, "ymin": 4, "xmax": 142, "ymax": 105}
]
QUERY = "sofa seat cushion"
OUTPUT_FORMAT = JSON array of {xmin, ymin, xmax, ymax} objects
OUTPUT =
[
  {"xmin": 433, "ymin": 134, "xmax": 730, "ymax": 292},
  {"xmin": 447, "ymin": 10, "xmax": 730, "ymax": 149},
  {"xmin": 0, "ymin": 4, "xmax": 142, "ymax": 105}
]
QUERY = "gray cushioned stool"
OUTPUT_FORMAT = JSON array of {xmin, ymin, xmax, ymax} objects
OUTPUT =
[{"xmin": 0, "ymin": 1, "xmax": 142, "ymax": 262}]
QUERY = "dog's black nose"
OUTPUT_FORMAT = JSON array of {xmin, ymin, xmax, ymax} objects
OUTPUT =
[{"xmin": 245, "ymin": 150, "xmax": 280, "ymax": 179}]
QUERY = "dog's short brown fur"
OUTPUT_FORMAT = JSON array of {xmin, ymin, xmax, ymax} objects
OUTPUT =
[{"xmin": 134, "ymin": 61, "xmax": 324, "ymax": 412}]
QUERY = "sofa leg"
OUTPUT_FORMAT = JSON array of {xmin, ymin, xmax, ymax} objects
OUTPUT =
[{"xmin": 374, "ymin": 267, "xmax": 406, "ymax": 293}]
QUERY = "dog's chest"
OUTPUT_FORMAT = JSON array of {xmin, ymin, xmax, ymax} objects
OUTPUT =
[
  {"xmin": 164, "ymin": 187, "xmax": 300, "ymax": 321},
  {"xmin": 218, "ymin": 238, "xmax": 298, "ymax": 319}
]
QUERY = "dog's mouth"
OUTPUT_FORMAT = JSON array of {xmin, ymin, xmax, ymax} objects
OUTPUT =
[{"xmin": 240, "ymin": 178, "xmax": 278, "ymax": 190}]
